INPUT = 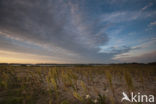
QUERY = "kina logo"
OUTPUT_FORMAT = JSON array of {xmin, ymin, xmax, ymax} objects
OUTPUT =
[{"xmin": 121, "ymin": 92, "xmax": 154, "ymax": 103}]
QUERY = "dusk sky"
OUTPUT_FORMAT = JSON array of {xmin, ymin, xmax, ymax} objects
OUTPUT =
[{"xmin": 0, "ymin": 0, "xmax": 156, "ymax": 63}]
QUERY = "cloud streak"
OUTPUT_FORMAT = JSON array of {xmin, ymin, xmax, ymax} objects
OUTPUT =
[
  {"xmin": 0, "ymin": 0, "xmax": 111, "ymax": 63},
  {"xmin": 100, "ymin": 10, "xmax": 156, "ymax": 23},
  {"xmin": 0, "ymin": 0, "xmax": 155, "ymax": 63}
]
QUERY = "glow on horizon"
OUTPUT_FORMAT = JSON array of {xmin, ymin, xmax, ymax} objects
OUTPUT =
[{"xmin": 0, "ymin": 50, "xmax": 63, "ymax": 64}]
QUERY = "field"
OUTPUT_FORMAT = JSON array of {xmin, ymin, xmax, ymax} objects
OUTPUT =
[{"xmin": 0, "ymin": 64, "xmax": 156, "ymax": 104}]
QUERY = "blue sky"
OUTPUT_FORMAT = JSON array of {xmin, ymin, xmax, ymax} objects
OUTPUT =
[{"xmin": 0, "ymin": 0, "xmax": 156, "ymax": 63}]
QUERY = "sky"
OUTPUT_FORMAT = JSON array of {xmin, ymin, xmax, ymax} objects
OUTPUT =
[{"xmin": 0, "ymin": 0, "xmax": 156, "ymax": 64}]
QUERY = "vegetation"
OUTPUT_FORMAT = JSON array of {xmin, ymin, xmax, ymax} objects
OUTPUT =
[{"xmin": 0, "ymin": 64, "xmax": 155, "ymax": 104}]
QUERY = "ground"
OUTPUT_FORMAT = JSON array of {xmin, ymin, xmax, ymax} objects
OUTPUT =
[{"xmin": 0, "ymin": 64, "xmax": 156, "ymax": 104}]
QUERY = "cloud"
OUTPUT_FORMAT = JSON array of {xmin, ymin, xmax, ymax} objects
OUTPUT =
[
  {"xmin": 114, "ymin": 51, "xmax": 156, "ymax": 63},
  {"xmin": 149, "ymin": 21, "xmax": 156, "ymax": 26},
  {"xmin": 113, "ymin": 38, "xmax": 156, "ymax": 62},
  {"xmin": 0, "ymin": 0, "xmax": 111, "ymax": 63},
  {"xmin": 99, "ymin": 45, "xmax": 131, "ymax": 53},
  {"xmin": 100, "ymin": 2, "xmax": 155, "ymax": 24},
  {"xmin": 141, "ymin": 2, "xmax": 153, "ymax": 11},
  {"xmin": 0, "ymin": 34, "xmax": 78, "ymax": 62},
  {"xmin": 0, "ymin": 0, "xmax": 155, "ymax": 63}
]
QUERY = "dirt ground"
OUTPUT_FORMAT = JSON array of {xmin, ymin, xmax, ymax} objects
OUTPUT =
[{"xmin": 0, "ymin": 64, "xmax": 156, "ymax": 104}]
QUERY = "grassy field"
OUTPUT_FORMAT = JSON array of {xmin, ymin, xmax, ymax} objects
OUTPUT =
[{"xmin": 0, "ymin": 64, "xmax": 156, "ymax": 104}]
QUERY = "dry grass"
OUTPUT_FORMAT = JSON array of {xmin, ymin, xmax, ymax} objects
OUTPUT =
[{"xmin": 0, "ymin": 64, "xmax": 156, "ymax": 104}]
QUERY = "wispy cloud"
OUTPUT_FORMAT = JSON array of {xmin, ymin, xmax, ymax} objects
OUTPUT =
[
  {"xmin": 141, "ymin": 2, "xmax": 153, "ymax": 11},
  {"xmin": 113, "ymin": 51, "xmax": 156, "ymax": 63},
  {"xmin": 0, "ymin": 0, "xmax": 111, "ymax": 63},
  {"xmin": 101, "ymin": 10, "xmax": 155, "ymax": 23},
  {"xmin": 149, "ymin": 21, "xmax": 156, "ymax": 26},
  {"xmin": 113, "ymin": 38, "xmax": 156, "ymax": 62},
  {"xmin": 0, "ymin": 0, "xmax": 155, "ymax": 63},
  {"xmin": 100, "ymin": 2, "xmax": 155, "ymax": 24}
]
